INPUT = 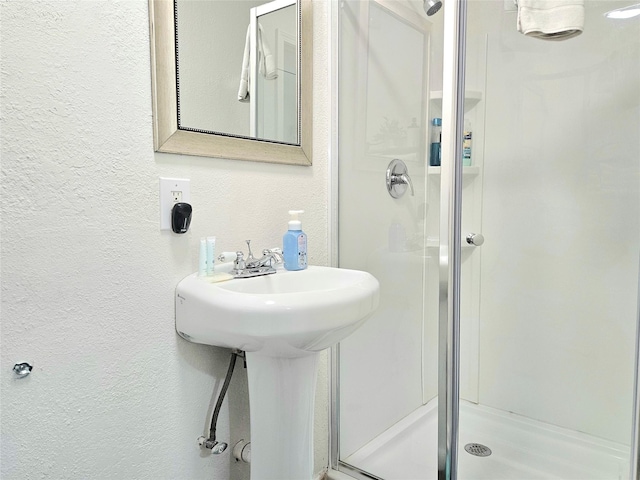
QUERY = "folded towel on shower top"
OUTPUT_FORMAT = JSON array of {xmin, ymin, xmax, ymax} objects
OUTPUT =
[
  {"xmin": 237, "ymin": 24, "xmax": 278, "ymax": 102},
  {"xmin": 517, "ymin": 0, "xmax": 584, "ymax": 41}
]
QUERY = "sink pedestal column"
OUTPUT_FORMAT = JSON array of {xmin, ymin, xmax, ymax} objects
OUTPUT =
[{"xmin": 246, "ymin": 351, "xmax": 319, "ymax": 480}]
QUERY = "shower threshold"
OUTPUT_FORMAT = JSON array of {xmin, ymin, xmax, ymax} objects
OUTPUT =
[{"xmin": 340, "ymin": 399, "xmax": 630, "ymax": 480}]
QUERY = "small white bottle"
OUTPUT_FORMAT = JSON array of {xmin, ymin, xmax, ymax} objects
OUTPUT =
[{"xmin": 282, "ymin": 210, "xmax": 307, "ymax": 271}]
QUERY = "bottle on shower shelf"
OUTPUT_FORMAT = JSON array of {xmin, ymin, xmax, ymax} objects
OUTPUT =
[
  {"xmin": 430, "ymin": 117, "xmax": 442, "ymax": 166},
  {"xmin": 463, "ymin": 118, "xmax": 472, "ymax": 166}
]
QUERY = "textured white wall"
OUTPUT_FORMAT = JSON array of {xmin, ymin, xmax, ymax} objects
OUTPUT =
[{"xmin": 0, "ymin": 1, "xmax": 329, "ymax": 479}]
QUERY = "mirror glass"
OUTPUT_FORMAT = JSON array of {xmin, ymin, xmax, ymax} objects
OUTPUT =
[
  {"xmin": 149, "ymin": 0, "xmax": 311, "ymax": 165},
  {"xmin": 175, "ymin": 0, "xmax": 298, "ymax": 145}
]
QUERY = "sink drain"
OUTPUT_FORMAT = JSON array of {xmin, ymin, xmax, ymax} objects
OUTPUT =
[{"xmin": 464, "ymin": 443, "xmax": 492, "ymax": 457}]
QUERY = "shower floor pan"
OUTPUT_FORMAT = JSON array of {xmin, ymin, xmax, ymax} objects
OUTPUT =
[{"xmin": 343, "ymin": 400, "xmax": 630, "ymax": 480}]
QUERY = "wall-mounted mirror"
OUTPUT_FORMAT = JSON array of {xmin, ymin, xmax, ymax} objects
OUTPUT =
[{"xmin": 149, "ymin": 0, "xmax": 312, "ymax": 165}]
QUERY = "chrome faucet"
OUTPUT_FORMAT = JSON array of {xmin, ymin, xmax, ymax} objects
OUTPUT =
[{"xmin": 232, "ymin": 240, "xmax": 283, "ymax": 278}]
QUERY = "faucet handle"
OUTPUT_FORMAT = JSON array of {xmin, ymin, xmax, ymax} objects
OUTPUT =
[
  {"xmin": 234, "ymin": 251, "xmax": 246, "ymax": 270},
  {"xmin": 218, "ymin": 252, "xmax": 238, "ymax": 263},
  {"xmin": 263, "ymin": 248, "xmax": 284, "ymax": 263}
]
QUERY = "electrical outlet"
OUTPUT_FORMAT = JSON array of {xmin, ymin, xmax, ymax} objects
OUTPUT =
[{"xmin": 160, "ymin": 177, "xmax": 190, "ymax": 230}]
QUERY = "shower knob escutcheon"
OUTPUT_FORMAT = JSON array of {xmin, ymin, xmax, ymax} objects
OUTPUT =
[{"xmin": 386, "ymin": 159, "xmax": 415, "ymax": 199}]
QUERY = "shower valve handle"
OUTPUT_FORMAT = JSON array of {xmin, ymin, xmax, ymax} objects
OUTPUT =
[
  {"xmin": 386, "ymin": 159, "xmax": 414, "ymax": 199},
  {"xmin": 392, "ymin": 173, "xmax": 414, "ymax": 195}
]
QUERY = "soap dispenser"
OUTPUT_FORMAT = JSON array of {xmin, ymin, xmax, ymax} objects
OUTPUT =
[{"xmin": 283, "ymin": 210, "xmax": 307, "ymax": 271}]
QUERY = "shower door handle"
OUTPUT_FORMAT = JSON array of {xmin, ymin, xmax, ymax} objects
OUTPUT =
[
  {"xmin": 386, "ymin": 159, "xmax": 414, "ymax": 199},
  {"xmin": 466, "ymin": 233, "xmax": 485, "ymax": 246}
]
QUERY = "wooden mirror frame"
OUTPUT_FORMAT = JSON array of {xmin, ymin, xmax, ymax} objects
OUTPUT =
[{"xmin": 148, "ymin": 0, "xmax": 312, "ymax": 166}]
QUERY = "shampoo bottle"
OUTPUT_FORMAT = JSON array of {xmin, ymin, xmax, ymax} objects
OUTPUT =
[
  {"xmin": 283, "ymin": 210, "xmax": 307, "ymax": 271},
  {"xmin": 430, "ymin": 118, "xmax": 442, "ymax": 166}
]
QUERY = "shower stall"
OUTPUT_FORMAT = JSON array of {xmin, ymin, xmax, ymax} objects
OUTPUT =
[{"xmin": 330, "ymin": 0, "xmax": 640, "ymax": 478}]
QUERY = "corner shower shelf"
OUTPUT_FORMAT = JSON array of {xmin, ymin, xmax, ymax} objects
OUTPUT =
[{"xmin": 428, "ymin": 166, "xmax": 480, "ymax": 176}]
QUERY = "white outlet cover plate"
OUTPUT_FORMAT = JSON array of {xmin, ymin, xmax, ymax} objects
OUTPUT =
[{"xmin": 160, "ymin": 177, "xmax": 191, "ymax": 230}]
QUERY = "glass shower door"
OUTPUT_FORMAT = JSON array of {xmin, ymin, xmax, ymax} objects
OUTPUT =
[
  {"xmin": 457, "ymin": 1, "xmax": 640, "ymax": 478},
  {"xmin": 333, "ymin": 0, "xmax": 640, "ymax": 479},
  {"xmin": 335, "ymin": 1, "xmax": 439, "ymax": 477}
]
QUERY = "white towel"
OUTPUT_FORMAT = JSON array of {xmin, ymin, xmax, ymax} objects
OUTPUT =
[
  {"xmin": 237, "ymin": 24, "xmax": 278, "ymax": 102},
  {"xmin": 258, "ymin": 26, "xmax": 277, "ymax": 80},
  {"xmin": 517, "ymin": 0, "xmax": 584, "ymax": 41},
  {"xmin": 237, "ymin": 26, "xmax": 251, "ymax": 102}
]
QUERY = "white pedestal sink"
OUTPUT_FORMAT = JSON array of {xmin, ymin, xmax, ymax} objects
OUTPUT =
[{"xmin": 175, "ymin": 265, "xmax": 379, "ymax": 480}]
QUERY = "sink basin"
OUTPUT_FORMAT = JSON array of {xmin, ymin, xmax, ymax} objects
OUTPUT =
[
  {"xmin": 175, "ymin": 265, "xmax": 380, "ymax": 356},
  {"xmin": 175, "ymin": 265, "xmax": 379, "ymax": 480}
]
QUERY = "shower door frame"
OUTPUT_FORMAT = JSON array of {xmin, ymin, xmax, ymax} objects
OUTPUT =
[
  {"xmin": 328, "ymin": 0, "xmax": 640, "ymax": 479},
  {"xmin": 436, "ymin": 0, "xmax": 466, "ymax": 476}
]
